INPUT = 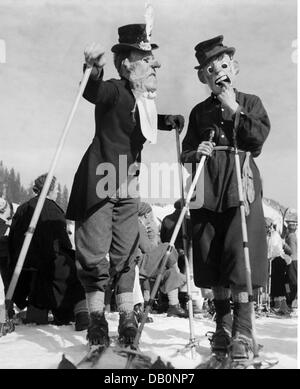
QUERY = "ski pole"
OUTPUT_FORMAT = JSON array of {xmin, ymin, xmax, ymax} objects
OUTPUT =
[
  {"xmin": 232, "ymin": 113, "xmax": 260, "ymax": 358},
  {"xmin": 125, "ymin": 130, "xmax": 215, "ymax": 368},
  {"xmin": 5, "ymin": 66, "xmax": 93, "ymax": 309},
  {"xmin": 175, "ymin": 128, "xmax": 197, "ymax": 359}
]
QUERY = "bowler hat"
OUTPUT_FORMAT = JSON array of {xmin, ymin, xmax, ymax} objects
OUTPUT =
[
  {"xmin": 111, "ymin": 24, "xmax": 158, "ymax": 53},
  {"xmin": 194, "ymin": 35, "xmax": 235, "ymax": 70}
]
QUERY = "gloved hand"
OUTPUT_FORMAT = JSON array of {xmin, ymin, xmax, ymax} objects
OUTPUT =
[{"xmin": 165, "ymin": 115, "xmax": 185, "ymax": 133}]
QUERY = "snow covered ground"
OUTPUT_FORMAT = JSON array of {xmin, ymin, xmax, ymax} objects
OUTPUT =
[{"xmin": 0, "ymin": 311, "xmax": 297, "ymax": 369}]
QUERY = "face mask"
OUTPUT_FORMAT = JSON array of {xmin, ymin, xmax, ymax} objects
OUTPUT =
[
  {"xmin": 202, "ymin": 54, "xmax": 236, "ymax": 95},
  {"xmin": 124, "ymin": 50, "xmax": 161, "ymax": 96}
]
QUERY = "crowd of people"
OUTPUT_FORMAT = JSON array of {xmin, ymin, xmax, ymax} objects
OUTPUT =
[
  {"xmin": 0, "ymin": 21, "xmax": 297, "ymax": 367},
  {"xmin": 0, "ymin": 186, "xmax": 297, "ymax": 332}
]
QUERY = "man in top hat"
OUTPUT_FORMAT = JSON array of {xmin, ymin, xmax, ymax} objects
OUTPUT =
[
  {"xmin": 66, "ymin": 23, "xmax": 184, "ymax": 347},
  {"xmin": 181, "ymin": 35, "xmax": 271, "ymax": 365}
]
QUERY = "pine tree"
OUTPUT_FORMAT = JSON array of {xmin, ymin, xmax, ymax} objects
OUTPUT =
[{"xmin": 0, "ymin": 162, "xmax": 32, "ymax": 204}]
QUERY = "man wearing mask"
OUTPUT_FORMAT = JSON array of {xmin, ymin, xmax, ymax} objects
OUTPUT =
[{"xmin": 66, "ymin": 23, "xmax": 184, "ymax": 347}]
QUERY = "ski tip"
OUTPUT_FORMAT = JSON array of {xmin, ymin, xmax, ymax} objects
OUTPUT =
[{"xmin": 57, "ymin": 354, "xmax": 77, "ymax": 369}]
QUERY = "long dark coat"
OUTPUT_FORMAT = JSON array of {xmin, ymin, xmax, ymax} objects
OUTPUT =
[
  {"xmin": 66, "ymin": 71, "xmax": 173, "ymax": 221},
  {"xmin": 181, "ymin": 90, "xmax": 270, "ymax": 288},
  {"xmin": 8, "ymin": 197, "xmax": 84, "ymax": 311}
]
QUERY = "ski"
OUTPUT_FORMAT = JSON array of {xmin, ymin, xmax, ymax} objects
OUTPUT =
[
  {"xmin": 266, "ymin": 311, "xmax": 292, "ymax": 319},
  {"xmin": 58, "ymin": 343, "xmax": 108, "ymax": 369},
  {"xmin": 196, "ymin": 352, "xmax": 229, "ymax": 369},
  {"xmin": 57, "ymin": 336, "xmax": 153, "ymax": 369},
  {"xmin": 227, "ymin": 356, "xmax": 279, "ymax": 369},
  {"xmin": 196, "ymin": 353, "xmax": 279, "ymax": 369}
]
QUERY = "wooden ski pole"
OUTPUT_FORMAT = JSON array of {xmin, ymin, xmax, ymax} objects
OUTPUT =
[
  {"xmin": 232, "ymin": 113, "xmax": 260, "ymax": 358},
  {"xmin": 125, "ymin": 130, "xmax": 215, "ymax": 368},
  {"xmin": 5, "ymin": 66, "xmax": 93, "ymax": 309},
  {"xmin": 175, "ymin": 128, "xmax": 197, "ymax": 359}
]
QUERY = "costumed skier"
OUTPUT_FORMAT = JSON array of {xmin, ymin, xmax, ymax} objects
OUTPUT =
[
  {"xmin": 66, "ymin": 21, "xmax": 184, "ymax": 347},
  {"xmin": 181, "ymin": 36, "xmax": 270, "ymax": 366}
]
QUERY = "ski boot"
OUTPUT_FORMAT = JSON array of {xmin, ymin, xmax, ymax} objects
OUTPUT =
[
  {"xmin": 167, "ymin": 304, "xmax": 188, "ymax": 318},
  {"xmin": 273, "ymin": 299, "xmax": 291, "ymax": 317},
  {"xmin": 75, "ymin": 311, "xmax": 90, "ymax": 331},
  {"xmin": 118, "ymin": 311, "xmax": 138, "ymax": 347},
  {"xmin": 228, "ymin": 334, "xmax": 255, "ymax": 368},
  {"xmin": 197, "ymin": 329, "xmax": 231, "ymax": 369},
  {"xmin": 86, "ymin": 311, "xmax": 110, "ymax": 347},
  {"xmin": 209, "ymin": 328, "xmax": 231, "ymax": 353}
]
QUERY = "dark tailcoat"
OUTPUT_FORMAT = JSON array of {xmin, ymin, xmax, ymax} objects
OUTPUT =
[
  {"xmin": 66, "ymin": 71, "xmax": 172, "ymax": 221},
  {"xmin": 182, "ymin": 90, "xmax": 271, "ymax": 288}
]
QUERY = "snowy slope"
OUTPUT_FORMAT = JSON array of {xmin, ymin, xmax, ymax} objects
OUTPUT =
[{"xmin": 0, "ymin": 312, "xmax": 297, "ymax": 369}]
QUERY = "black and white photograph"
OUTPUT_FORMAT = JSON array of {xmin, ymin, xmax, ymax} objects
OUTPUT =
[{"xmin": 0, "ymin": 0, "xmax": 297, "ymax": 370}]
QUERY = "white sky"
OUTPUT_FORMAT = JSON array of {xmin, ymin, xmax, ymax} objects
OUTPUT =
[{"xmin": 0, "ymin": 0, "xmax": 297, "ymax": 208}]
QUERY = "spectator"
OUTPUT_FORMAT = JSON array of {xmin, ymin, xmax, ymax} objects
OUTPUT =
[
  {"xmin": 8, "ymin": 174, "xmax": 89, "ymax": 330},
  {"xmin": 0, "ymin": 198, "xmax": 14, "ymax": 289},
  {"xmin": 285, "ymin": 221, "xmax": 297, "ymax": 308},
  {"xmin": 137, "ymin": 202, "xmax": 188, "ymax": 318},
  {"xmin": 160, "ymin": 199, "xmax": 206, "ymax": 313},
  {"xmin": 267, "ymin": 220, "xmax": 292, "ymax": 315}
]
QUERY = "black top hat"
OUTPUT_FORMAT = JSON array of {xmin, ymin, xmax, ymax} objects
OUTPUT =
[
  {"xmin": 194, "ymin": 35, "xmax": 235, "ymax": 70},
  {"xmin": 111, "ymin": 24, "xmax": 158, "ymax": 53}
]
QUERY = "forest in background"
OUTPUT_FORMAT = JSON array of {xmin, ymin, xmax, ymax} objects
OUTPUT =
[{"xmin": 0, "ymin": 161, "xmax": 69, "ymax": 212}]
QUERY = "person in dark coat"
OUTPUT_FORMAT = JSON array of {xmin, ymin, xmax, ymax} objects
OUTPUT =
[
  {"xmin": 267, "ymin": 222, "xmax": 292, "ymax": 315},
  {"xmin": 8, "ymin": 174, "xmax": 88, "ymax": 331},
  {"xmin": 65, "ymin": 24, "xmax": 184, "ymax": 346},
  {"xmin": 181, "ymin": 35, "xmax": 270, "ymax": 362},
  {"xmin": 0, "ymin": 198, "xmax": 14, "ymax": 289},
  {"xmin": 160, "ymin": 199, "xmax": 193, "ymax": 274},
  {"xmin": 285, "ymin": 221, "xmax": 297, "ymax": 308}
]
